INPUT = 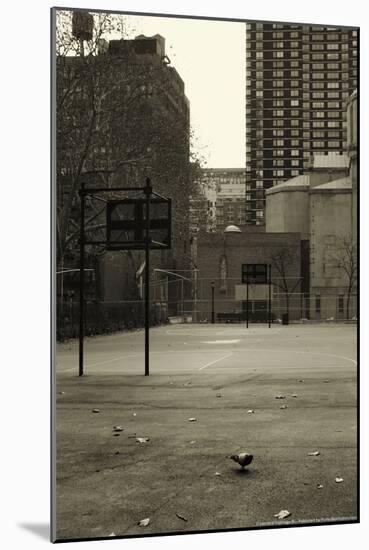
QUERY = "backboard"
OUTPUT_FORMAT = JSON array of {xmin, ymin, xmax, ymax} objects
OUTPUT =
[{"xmin": 106, "ymin": 197, "xmax": 171, "ymax": 250}]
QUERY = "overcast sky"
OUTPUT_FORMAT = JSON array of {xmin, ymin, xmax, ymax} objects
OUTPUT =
[{"xmin": 126, "ymin": 14, "xmax": 246, "ymax": 169}]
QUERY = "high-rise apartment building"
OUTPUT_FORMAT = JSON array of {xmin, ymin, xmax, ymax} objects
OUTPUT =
[{"xmin": 245, "ymin": 22, "xmax": 358, "ymax": 225}]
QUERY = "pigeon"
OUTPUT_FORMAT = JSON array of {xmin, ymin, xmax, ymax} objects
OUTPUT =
[{"xmin": 230, "ymin": 452, "xmax": 253, "ymax": 470}]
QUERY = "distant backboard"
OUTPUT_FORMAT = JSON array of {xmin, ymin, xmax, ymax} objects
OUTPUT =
[
  {"xmin": 242, "ymin": 263, "xmax": 268, "ymax": 284},
  {"xmin": 106, "ymin": 197, "xmax": 171, "ymax": 250}
]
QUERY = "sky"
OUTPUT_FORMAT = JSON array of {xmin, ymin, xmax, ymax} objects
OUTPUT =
[{"xmin": 125, "ymin": 14, "xmax": 246, "ymax": 169}]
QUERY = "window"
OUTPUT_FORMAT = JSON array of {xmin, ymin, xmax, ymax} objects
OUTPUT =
[
  {"xmin": 313, "ymin": 141, "xmax": 324, "ymax": 148},
  {"xmin": 313, "ymin": 121, "xmax": 325, "ymax": 128},
  {"xmin": 291, "ymin": 70, "xmax": 299, "ymax": 77},
  {"xmin": 291, "ymin": 110, "xmax": 299, "ymax": 117},
  {"xmin": 314, "ymin": 111, "xmax": 325, "ymax": 118},
  {"xmin": 312, "ymin": 92, "xmax": 325, "ymax": 99},
  {"xmin": 291, "ymin": 139, "xmax": 299, "ymax": 146},
  {"xmin": 327, "ymin": 82, "xmax": 339, "ymax": 89},
  {"xmin": 327, "ymin": 43, "xmax": 339, "ymax": 50},
  {"xmin": 291, "ymin": 170, "xmax": 299, "ymax": 176},
  {"xmin": 291, "ymin": 160, "xmax": 299, "ymax": 167},
  {"xmin": 315, "ymin": 295, "xmax": 321, "ymax": 314},
  {"xmin": 312, "ymin": 73, "xmax": 324, "ymax": 79},
  {"xmin": 256, "ymin": 90, "xmax": 264, "ymax": 98},
  {"xmin": 338, "ymin": 295, "xmax": 344, "ymax": 314},
  {"xmin": 274, "ymin": 51, "xmax": 284, "ymax": 58},
  {"xmin": 312, "ymin": 63, "xmax": 324, "ymax": 70},
  {"xmin": 291, "ymin": 149, "xmax": 299, "ymax": 156},
  {"xmin": 313, "ymin": 102, "xmax": 325, "ymax": 108}
]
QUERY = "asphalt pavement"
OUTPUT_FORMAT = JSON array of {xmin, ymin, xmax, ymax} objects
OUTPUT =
[{"xmin": 55, "ymin": 323, "xmax": 357, "ymax": 540}]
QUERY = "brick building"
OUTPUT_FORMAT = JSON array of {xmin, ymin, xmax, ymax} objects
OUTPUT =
[
  {"xmin": 191, "ymin": 227, "xmax": 302, "ymax": 322},
  {"xmin": 245, "ymin": 22, "xmax": 358, "ymax": 225}
]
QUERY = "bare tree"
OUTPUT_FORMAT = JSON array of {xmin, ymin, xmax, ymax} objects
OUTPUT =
[
  {"xmin": 330, "ymin": 236, "xmax": 357, "ymax": 319},
  {"xmin": 55, "ymin": 9, "xmax": 201, "ymax": 285},
  {"xmin": 271, "ymin": 247, "xmax": 301, "ymax": 320}
]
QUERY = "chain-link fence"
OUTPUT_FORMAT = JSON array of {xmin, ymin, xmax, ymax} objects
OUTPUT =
[{"xmin": 57, "ymin": 276, "xmax": 357, "ymax": 340}]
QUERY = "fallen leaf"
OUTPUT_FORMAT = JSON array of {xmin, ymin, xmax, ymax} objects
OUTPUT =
[
  {"xmin": 132, "ymin": 413, "xmax": 137, "ymax": 417},
  {"xmin": 216, "ymin": 393, "xmax": 222, "ymax": 398},
  {"xmin": 138, "ymin": 518, "xmax": 150, "ymax": 527},
  {"xmin": 323, "ymin": 380, "xmax": 330, "ymax": 383},
  {"xmin": 247, "ymin": 409, "xmax": 255, "ymax": 414},
  {"xmin": 317, "ymin": 484, "xmax": 324, "ymax": 489},
  {"xmin": 113, "ymin": 433, "xmax": 120, "ymax": 437},
  {"xmin": 114, "ymin": 451, "xmax": 120, "ymax": 455},
  {"xmin": 184, "ymin": 381, "xmax": 192, "ymax": 387},
  {"xmin": 274, "ymin": 510, "xmax": 291, "ymax": 520},
  {"xmin": 215, "ymin": 472, "xmax": 222, "ymax": 476},
  {"xmin": 280, "ymin": 405, "xmax": 287, "ymax": 409},
  {"xmin": 335, "ymin": 477, "xmax": 344, "ymax": 483},
  {"xmin": 188, "ymin": 417, "xmax": 197, "ymax": 422},
  {"xmin": 298, "ymin": 380, "xmax": 305, "ymax": 383},
  {"xmin": 92, "ymin": 409, "xmax": 100, "ymax": 413},
  {"xmin": 113, "ymin": 426, "xmax": 124, "ymax": 432},
  {"xmin": 176, "ymin": 513, "xmax": 188, "ymax": 522},
  {"xmin": 109, "ymin": 532, "xmax": 116, "ymax": 537},
  {"xmin": 308, "ymin": 451, "xmax": 320, "ymax": 456},
  {"xmin": 136, "ymin": 437, "xmax": 150, "ymax": 443},
  {"xmin": 292, "ymin": 394, "xmax": 298, "ymax": 398},
  {"xmin": 275, "ymin": 395, "xmax": 286, "ymax": 399},
  {"xmin": 58, "ymin": 391, "xmax": 65, "ymax": 395}
]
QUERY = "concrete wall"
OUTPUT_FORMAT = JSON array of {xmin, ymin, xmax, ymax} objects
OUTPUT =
[
  {"xmin": 266, "ymin": 188, "xmax": 310, "ymax": 239},
  {"xmin": 309, "ymin": 188, "xmax": 353, "ymax": 319}
]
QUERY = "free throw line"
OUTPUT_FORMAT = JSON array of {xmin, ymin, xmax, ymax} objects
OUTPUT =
[{"xmin": 199, "ymin": 353, "xmax": 233, "ymax": 371}]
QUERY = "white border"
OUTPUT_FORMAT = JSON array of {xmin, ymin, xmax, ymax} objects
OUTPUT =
[{"xmin": 3, "ymin": 1, "xmax": 367, "ymax": 549}]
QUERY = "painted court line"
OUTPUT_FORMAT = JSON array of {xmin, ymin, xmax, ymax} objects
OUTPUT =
[{"xmin": 199, "ymin": 353, "xmax": 233, "ymax": 371}]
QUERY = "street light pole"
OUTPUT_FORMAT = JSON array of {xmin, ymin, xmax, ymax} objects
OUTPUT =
[
  {"xmin": 211, "ymin": 281, "xmax": 215, "ymax": 324},
  {"xmin": 79, "ymin": 181, "xmax": 85, "ymax": 376},
  {"xmin": 144, "ymin": 177, "xmax": 152, "ymax": 376}
]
